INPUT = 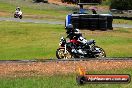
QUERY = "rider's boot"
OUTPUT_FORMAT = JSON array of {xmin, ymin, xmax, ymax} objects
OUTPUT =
[{"xmin": 71, "ymin": 49, "xmax": 77, "ymax": 54}]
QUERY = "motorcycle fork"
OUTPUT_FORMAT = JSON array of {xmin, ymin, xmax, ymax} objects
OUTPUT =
[{"xmin": 64, "ymin": 44, "xmax": 67, "ymax": 54}]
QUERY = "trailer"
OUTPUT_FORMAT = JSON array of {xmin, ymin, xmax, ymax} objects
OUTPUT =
[{"xmin": 65, "ymin": 0, "xmax": 113, "ymax": 31}]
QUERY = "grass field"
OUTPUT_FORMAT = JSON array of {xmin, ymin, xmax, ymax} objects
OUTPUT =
[
  {"xmin": 113, "ymin": 19, "xmax": 132, "ymax": 25},
  {"xmin": 0, "ymin": 0, "xmax": 132, "ymax": 24},
  {"xmin": 0, "ymin": 21, "xmax": 65, "ymax": 59},
  {"xmin": 0, "ymin": 0, "xmax": 75, "ymax": 20},
  {"xmin": 0, "ymin": 1, "xmax": 132, "ymax": 88},
  {"xmin": 0, "ymin": 68, "xmax": 132, "ymax": 88},
  {"xmin": 0, "ymin": 21, "xmax": 131, "ymax": 60}
]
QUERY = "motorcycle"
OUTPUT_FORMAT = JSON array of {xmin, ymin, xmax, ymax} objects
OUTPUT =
[
  {"xmin": 14, "ymin": 11, "xmax": 23, "ymax": 19},
  {"xmin": 56, "ymin": 37, "xmax": 106, "ymax": 59}
]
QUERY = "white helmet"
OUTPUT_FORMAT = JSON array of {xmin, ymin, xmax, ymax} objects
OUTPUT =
[
  {"xmin": 16, "ymin": 7, "xmax": 20, "ymax": 11},
  {"xmin": 17, "ymin": 7, "xmax": 20, "ymax": 9},
  {"xmin": 66, "ymin": 24, "xmax": 73, "ymax": 30}
]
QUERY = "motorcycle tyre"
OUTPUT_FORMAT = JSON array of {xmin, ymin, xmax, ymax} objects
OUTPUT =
[
  {"xmin": 56, "ymin": 48, "xmax": 72, "ymax": 59},
  {"xmin": 14, "ymin": 14, "xmax": 17, "ymax": 18},
  {"xmin": 93, "ymin": 46, "xmax": 106, "ymax": 58},
  {"xmin": 19, "ymin": 15, "xmax": 22, "ymax": 19}
]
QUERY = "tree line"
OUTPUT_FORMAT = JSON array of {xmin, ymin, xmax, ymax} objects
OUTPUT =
[
  {"xmin": 110, "ymin": 0, "xmax": 132, "ymax": 10},
  {"xmin": 32, "ymin": 0, "xmax": 132, "ymax": 10}
]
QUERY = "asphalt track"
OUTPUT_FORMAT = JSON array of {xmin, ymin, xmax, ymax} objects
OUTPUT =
[
  {"xmin": 0, "ymin": 58, "xmax": 131, "ymax": 77},
  {"xmin": 0, "ymin": 58, "xmax": 132, "ymax": 63},
  {"xmin": 0, "ymin": 17, "xmax": 132, "ymax": 28}
]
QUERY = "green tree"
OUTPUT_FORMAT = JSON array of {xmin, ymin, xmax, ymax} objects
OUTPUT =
[{"xmin": 110, "ymin": 0, "xmax": 132, "ymax": 10}]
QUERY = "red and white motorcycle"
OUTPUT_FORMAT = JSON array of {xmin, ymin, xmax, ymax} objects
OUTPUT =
[{"xmin": 56, "ymin": 37, "xmax": 106, "ymax": 59}]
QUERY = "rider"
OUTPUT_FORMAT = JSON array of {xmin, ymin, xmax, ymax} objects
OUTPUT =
[
  {"xmin": 65, "ymin": 24, "xmax": 89, "ymax": 55},
  {"xmin": 66, "ymin": 24, "xmax": 87, "ymax": 45},
  {"xmin": 15, "ymin": 7, "xmax": 22, "ymax": 15}
]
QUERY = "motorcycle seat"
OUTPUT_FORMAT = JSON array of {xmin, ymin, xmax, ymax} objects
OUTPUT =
[{"xmin": 87, "ymin": 39, "xmax": 95, "ymax": 45}]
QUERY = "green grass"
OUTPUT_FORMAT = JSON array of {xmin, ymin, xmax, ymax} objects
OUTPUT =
[
  {"xmin": 82, "ymin": 29, "xmax": 132, "ymax": 57},
  {"xmin": 0, "ymin": 21, "xmax": 132, "ymax": 60},
  {"xmin": 0, "ymin": 68, "xmax": 132, "ymax": 88},
  {"xmin": 113, "ymin": 19, "xmax": 132, "ymax": 25},
  {"xmin": 0, "ymin": 0, "xmax": 75, "ymax": 20},
  {"xmin": 0, "ymin": 21, "xmax": 65, "ymax": 60},
  {"xmin": 0, "ymin": 0, "xmax": 132, "ymax": 24}
]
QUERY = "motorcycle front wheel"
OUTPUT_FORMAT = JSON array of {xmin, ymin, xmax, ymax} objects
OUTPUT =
[
  {"xmin": 56, "ymin": 48, "xmax": 72, "ymax": 59},
  {"xmin": 94, "ymin": 46, "xmax": 106, "ymax": 58},
  {"xmin": 19, "ymin": 15, "xmax": 22, "ymax": 19},
  {"xmin": 14, "ymin": 14, "xmax": 17, "ymax": 18}
]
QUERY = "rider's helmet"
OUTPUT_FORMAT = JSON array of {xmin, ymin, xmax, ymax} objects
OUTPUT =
[
  {"xmin": 65, "ymin": 24, "xmax": 74, "ymax": 34},
  {"xmin": 65, "ymin": 24, "xmax": 73, "ymax": 30},
  {"xmin": 16, "ymin": 7, "xmax": 20, "ymax": 11}
]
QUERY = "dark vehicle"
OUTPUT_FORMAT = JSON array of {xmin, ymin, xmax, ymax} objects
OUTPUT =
[
  {"xmin": 61, "ymin": 0, "xmax": 102, "ymax": 4},
  {"xmin": 77, "ymin": 0, "xmax": 102, "ymax": 5},
  {"xmin": 33, "ymin": 0, "xmax": 48, "ymax": 3},
  {"xmin": 56, "ymin": 37, "xmax": 106, "ymax": 59}
]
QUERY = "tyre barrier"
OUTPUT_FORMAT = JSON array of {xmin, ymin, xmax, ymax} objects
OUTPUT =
[
  {"xmin": 113, "ymin": 16, "xmax": 132, "ymax": 20},
  {"xmin": 33, "ymin": 0, "xmax": 48, "ymax": 3}
]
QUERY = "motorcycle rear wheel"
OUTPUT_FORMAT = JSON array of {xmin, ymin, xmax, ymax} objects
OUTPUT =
[
  {"xmin": 94, "ymin": 46, "xmax": 106, "ymax": 58},
  {"xmin": 56, "ymin": 48, "xmax": 72, "ymax": 59}
]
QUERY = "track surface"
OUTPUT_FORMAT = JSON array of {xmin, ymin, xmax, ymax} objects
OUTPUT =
[
  {"xmin": 0, "ymin": 58, "xmax": 132, "ymax": 77},
  {"xmin": 0, "ymin": 58, "xmax": 132, "ymax": 63},
  {"xmin": 0, "ymin": 17, "xmax": 132, "ymax": 28}
]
